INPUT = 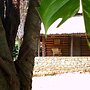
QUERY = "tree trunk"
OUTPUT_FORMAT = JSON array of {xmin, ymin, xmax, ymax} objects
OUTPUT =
[
  {"xmin": 3, "ymin": 0, "xmax": 20, "ymax": 56},
  {"xmin": 0, "ymin": 17, "xmax": 20, "ymax": 90},
  {"xmin": 15, "ymin": 0, "xmax": 41, "ymax": 89},
  {"xmin": 0, "ymin": 0, "xmax": 40, "ymax": 90},
  {"xmin": 0, "ymin": 0, "xmax": 20, "ymax": 90}
]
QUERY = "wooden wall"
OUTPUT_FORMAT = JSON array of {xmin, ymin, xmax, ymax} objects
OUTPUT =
[
  {"xmin": 40, "ymin": 34, "xmax": 90, "ymax": 56},
  {"xmin": 41, "ymin": 34, "xmax": 71, "ymax": 56},
  {"xmin": 81, "ymin": 36, "xmax": 90, "ymax": 56}
]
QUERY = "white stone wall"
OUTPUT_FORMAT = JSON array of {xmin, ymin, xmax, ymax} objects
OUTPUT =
[{"xmin": 33, "ymin": 57, "xmax": 90, "ymax": 76}]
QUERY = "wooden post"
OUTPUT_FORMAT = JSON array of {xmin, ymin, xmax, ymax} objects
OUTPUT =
[
  {"xmin": 42, "ymin": 36, "xmax": 45, "ymax": 56},
  {"xmin": 70, "ymin": 35, "xmax": 81, "ymax": 56},
  {"xmin": 73, "ymin": 35, "xmax": 81, "ymax": 56},
  {"xmin": 70, "ymin": 35, "xmax": 73, "ymax": 56},
  {"xmin": 38, "ymin": 38, "xmax": 40, "ymax": 56}
]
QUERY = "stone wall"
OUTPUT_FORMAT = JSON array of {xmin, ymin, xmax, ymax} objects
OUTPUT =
[{"xmin": 33, "ymin": 57, "xmax": 90, "ymax": 76}]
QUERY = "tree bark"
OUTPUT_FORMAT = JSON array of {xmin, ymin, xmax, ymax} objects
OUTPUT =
[
  {"xmin": 3, "ymin": 0, "xmax": 20, "ymax": 56},
  {"xmin": 0, "ymin": 0, "xmax": 20, "ymax": 90},
  {"xmin": 15, "ymin": 0, "xmax": 41, "ymax": 90},
  {"xmin": 0, "ymin": 17, "xmax": 20, "ymax": 90},
  {"xmin": 0, "ymin": 0, "xmax": 40, "ymax": 90}
]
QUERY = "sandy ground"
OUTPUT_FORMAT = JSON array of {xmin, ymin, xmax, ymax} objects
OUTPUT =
[{"xmin": 32, "ymin": 72, "xmax": 90, "ymax": 90}]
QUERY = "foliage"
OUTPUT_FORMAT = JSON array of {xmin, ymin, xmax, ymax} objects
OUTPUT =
[
  {"xmin": 37, "ymin": 0, "xmax": 90, "ymax": 34},
  {"xmin": 81, "ymin": 0, "xmax": 90, "ymax": 34},
  {"xmin": 13, "ymin": 44, "xmax": 19, "ymax": 60}
]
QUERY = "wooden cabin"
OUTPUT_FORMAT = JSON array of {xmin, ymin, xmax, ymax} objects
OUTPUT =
[{"xmin": 36, "ymin": 33, "xmax": 90, "ymax": 56}]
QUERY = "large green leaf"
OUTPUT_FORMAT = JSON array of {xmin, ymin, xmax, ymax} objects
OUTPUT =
[
  {"xmin": 37, "ymin": 0, "xmax": 80, "ymax": 34},
  {"xmin": 82, "ymin": 0, "xmax": 90, "ymax": 34}
]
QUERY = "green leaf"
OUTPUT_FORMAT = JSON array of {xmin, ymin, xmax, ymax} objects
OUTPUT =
[
  {"xmin": 82, "ymin": 0, "xmax": 90, "ymax": 34},
  {"xmin": 88, "ymin": 42, "xmax": 90, "ymax": 48},
  {"xmin": 37, "ymin": 0, "xmax": 80, "ymax": 34}
]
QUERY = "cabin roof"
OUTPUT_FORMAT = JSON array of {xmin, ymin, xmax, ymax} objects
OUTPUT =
[{"xmin": 40, "ymin": 33, "xmax": 90, "ymax": 37}]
